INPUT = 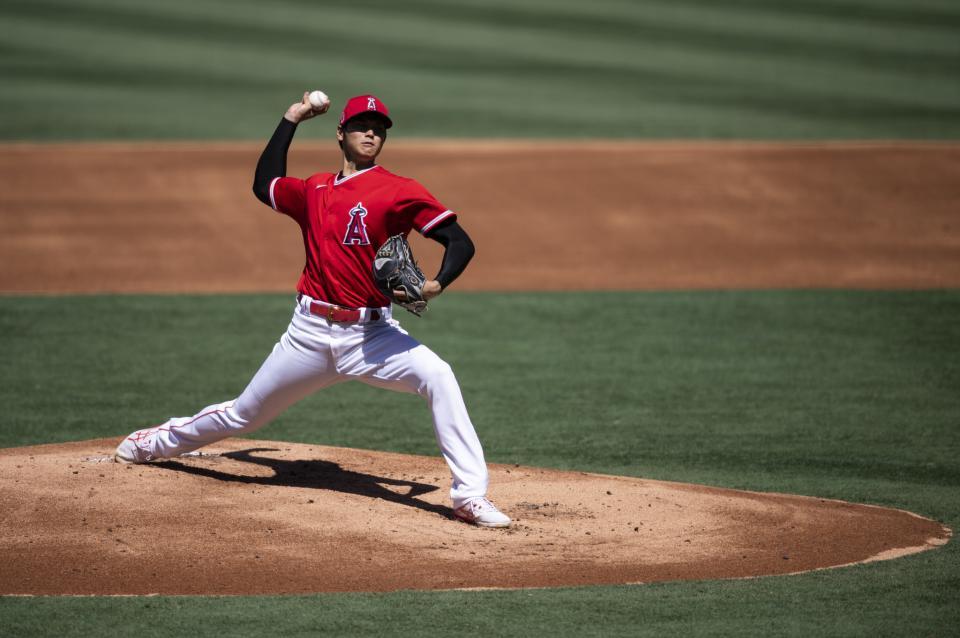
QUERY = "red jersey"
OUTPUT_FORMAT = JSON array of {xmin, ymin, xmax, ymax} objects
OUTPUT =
[{"xmin": 268, "ymin": 165, "xmax": 455, "ymax": 308}]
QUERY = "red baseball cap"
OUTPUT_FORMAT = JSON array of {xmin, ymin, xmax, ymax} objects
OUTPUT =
[{"xmin": 339, "ymin": 94, "xmax": 393, "ymax": 129}]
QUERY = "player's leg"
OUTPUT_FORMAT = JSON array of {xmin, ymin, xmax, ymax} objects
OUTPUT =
[
  {"xmin": 116, "ymin": 307, "xmax": 341, "ymax": 462},
  {"xmin": 359, "ymin": 346, "xmax": 489, "ymax": 504},
  {"xmin": 340, "ymin": 320, "xmax": 508, "ymax": 526}
]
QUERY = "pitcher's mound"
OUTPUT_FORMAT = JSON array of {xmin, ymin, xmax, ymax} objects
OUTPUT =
[{"xmin": 0, "ymin": 438, "xmax": 949, "ymax": 595}]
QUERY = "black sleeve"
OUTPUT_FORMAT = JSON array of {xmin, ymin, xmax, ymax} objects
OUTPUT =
[
  {"xmin": 426, "ymin": 220, "xmax": 475, "ymax": 289},
  {"xmin": 252, "ymin": 118, "xmax": 298, "ymax": 206}
]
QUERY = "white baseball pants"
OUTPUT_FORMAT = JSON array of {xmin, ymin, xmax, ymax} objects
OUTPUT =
[{"xmin": 139, "ymin": 295, "xmax": 490, "ymax": 507}]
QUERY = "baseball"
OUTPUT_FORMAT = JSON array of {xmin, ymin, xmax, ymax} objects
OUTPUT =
[{"xmin": 308, "ymin": 90, "xmax": 330, "ymax": 110}]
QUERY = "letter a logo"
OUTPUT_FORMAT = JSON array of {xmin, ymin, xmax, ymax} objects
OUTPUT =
[
  {"xmin": 367, "ymin": 97, "xmax": 377, "ymax": 110},
  {"xmin": 343, "ymin": 202, "xmax": 371, "ymax": 245}
]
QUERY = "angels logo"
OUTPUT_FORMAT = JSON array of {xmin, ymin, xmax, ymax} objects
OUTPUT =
[
  {"xmin": 343, "ymin": 202, "xmax": 371, "ymax": 245},
  {"xmin": 367, "ymin": 97, "xmax": 377, "ymax": 110}
]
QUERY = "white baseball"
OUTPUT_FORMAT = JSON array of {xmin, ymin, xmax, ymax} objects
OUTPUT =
[{"xmin": 308, "ymin": 90, "xmax": 330, "ymax": 110}]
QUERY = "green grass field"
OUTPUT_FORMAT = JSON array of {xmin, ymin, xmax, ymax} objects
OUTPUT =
[
  {"xmin": 1, "ymin": 291, "xmax": 957, "ymax": 636},
  {"xmin": 2, "ymin": 0, "xmax": 959, "ymax": 140}
]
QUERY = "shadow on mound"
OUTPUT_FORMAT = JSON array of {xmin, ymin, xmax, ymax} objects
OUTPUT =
[{"xmin": 158, "ymin": 447, "xmax": 452, "ymax": 519}]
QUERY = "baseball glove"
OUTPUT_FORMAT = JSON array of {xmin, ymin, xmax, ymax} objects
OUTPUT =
[{"xmin": 372, "ymin": 234, "xmax": 428, "ymax": 316}]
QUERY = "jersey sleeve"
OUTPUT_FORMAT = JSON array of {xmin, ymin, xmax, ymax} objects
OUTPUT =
[
  {"xmin": 268, "ymin": 176, "xmax": 307, "ymax": 222},
  {"xmin": 396, "ymin": 179, "xmax": 457, "ymax": 235}
]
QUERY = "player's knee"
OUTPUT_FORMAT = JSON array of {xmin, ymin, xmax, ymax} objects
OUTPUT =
[
  {"xmin": 418, "ymin": 359, "xmax": 455, "ymax": 393},
  {"xmin": 226, "ymin": 399, "xmax": 259, "ymax": 430}
]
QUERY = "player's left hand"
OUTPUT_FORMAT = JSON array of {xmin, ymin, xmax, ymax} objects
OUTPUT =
[
  {"xmin": 373, "ymin": 234, "xmax": 430, "ymax": 316},
  {"xmin": 421, "ymin": 280, "xmax": 443, "ymax": 301},
  {"xmin": 394, "ymin": 280, "xmax": 441, "ymax": 302}
]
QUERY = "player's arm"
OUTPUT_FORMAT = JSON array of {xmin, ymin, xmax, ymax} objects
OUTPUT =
[
  {"xmin": 252, "ymin": 119, "xmax": 296, "ymax": 205},
  {"xmin": 422, "ymin": 220, "xmax": 476, "ymax": 300},
  {"xmin": 252, "ymin": 92, "xmax": 328, "ymax": 206}
]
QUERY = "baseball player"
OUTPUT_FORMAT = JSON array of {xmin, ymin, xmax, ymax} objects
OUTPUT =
[{"xmin": 114, "ymin": 92, "xmax": 511, "ymax": 528}]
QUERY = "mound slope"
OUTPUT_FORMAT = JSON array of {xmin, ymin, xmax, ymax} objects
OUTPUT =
[{"xmin": 0, "ymin": 439, "xmax": 949, "ymax": 595}]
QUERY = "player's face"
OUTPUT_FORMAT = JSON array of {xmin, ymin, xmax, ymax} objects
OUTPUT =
[{"xmin": 338, "ymin": 115, "xmax": 388, "ymax": 164}]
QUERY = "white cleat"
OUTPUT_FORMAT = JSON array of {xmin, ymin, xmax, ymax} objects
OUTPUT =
[
  {"xmin": 114, "ymin": 428, "xmax": 159, "ymax": 464},
  {"xmin": 453, "ymin": 497, "xmax": 511, "ymax": 528}
]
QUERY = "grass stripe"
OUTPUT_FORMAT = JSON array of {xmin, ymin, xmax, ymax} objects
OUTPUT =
[{"xmin": 1, "ymin": 0, "xmax": 957, "ymax": 139}]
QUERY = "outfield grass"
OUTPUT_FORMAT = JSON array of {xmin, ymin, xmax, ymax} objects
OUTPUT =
[
  {"xmin": 0, "ymin": 291, "xmax": 957, "ymax": 636},
  {"xmin": 2, "ymin": 0, "xmax": 959, "ymax": 140}
]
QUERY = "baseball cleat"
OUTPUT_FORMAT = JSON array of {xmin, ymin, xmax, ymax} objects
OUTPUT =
[
  {"xmin": 114, "ymin": 428, "xmax": 158, "ymax": 464},
  {"xmin": 113, "ymin": 448, "xmax": 136, "ymax": 464},
  {"xmin": 453, "ymin": 497, "xmax": 511, "ymax": 528}
]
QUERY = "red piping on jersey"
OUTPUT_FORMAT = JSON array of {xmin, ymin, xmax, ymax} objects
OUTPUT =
[
  {"xmin": 420, "ymin": 209, "xmax": 455, "ymax": 234},
  {"xmin": 269, "ymin": 177, "xmax": 281, "ymax": 210},
  {"xmin": 127, "ymin": 405, "xmax": 232, "ymax": 445}
]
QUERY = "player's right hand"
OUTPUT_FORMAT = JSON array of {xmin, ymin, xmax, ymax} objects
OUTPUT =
[{"xmin": 284, "ymin": 92, "xmax": 328, "ymax": 124}]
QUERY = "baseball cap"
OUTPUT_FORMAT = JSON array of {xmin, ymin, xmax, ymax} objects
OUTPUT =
[{"xmin": 339, "ymin": 94, "xmax": 393, "ymax": 129}]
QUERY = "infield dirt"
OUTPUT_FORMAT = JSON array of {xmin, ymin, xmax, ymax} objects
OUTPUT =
[
  {"xmin": 0, "ymin": 141, "xmax": 956, "ymax": 594},
  {"xmin": 1, "ymin": 141, "xmax": 958, "ymax": 293},
  {"xmin": 0, "ymin": 439, "xmax": 950, "ymax": 595}
]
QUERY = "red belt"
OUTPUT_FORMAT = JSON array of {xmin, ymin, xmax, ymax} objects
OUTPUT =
[{"xmin": 303, "ymin": 297, "xmax": 381, "ymax": 323}]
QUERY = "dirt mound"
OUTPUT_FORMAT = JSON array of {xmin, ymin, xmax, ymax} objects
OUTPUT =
[{"xmin": 0, "ymin": 438, "xmax": 949, "ymax": 595}]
